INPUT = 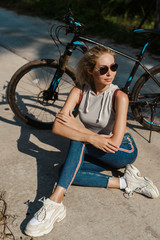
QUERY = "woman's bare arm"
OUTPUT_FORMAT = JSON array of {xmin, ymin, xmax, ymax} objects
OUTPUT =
[
  {"xmin": 53, "ymin": 87, "xmax": 98, "ymax": 136},
  {"xmin": 110, "ymin": 90, "xmax": 129, "ymax": 146}
]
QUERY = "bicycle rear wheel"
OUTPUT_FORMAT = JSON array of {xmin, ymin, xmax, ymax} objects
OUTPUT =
[
  {"xmin": 131, "ymin": 65, "xmax": 160, "ymax": 131},
  {"xmin": 7, "ymin": 59, "xmax": 76, "ymax": 129}
]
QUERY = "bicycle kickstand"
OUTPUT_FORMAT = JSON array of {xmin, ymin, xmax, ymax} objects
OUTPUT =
[{"xmin": 149, "ymin": 103, "xmax": 156, "ymax": 143}]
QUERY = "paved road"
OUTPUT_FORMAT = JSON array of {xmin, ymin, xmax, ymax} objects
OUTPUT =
[{"xmin": 0, "ymin": 7, "xmax": 160, "ymax": 240}]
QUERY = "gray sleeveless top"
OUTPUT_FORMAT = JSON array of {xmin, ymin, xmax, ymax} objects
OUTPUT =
[{"xmin": 79, "ymin": 84, "xmax": 119, "ymax": 135}]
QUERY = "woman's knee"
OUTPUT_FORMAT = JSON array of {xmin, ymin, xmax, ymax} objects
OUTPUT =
[{"xmin": 112, "ymin": 153, "xmax": 137, "ymax": 169}]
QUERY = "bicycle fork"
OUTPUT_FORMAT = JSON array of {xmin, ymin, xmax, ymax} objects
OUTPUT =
[
  {"xmin": 46, "ymin": 39, "xmax": 86, "ymax": 101},
  {"xmin": 43, "ymin": 44, "xmax": 74, "ymax": 102}
]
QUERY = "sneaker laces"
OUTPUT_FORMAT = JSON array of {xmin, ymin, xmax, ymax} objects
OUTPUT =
[
  {"xmin": 34, "ymin": 197, "xmax": 48, "ymax": 222},
  {"xmin": 123, "ymin": 187, "xmax": 134, "ymax": 199},
  {"xmin": 124, "ymin": 185, "xmax": 148, "ymax": 199}
]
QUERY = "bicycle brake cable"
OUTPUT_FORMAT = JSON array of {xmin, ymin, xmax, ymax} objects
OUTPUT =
[{"xmin": 49, "ymin": 24, "xmax": 63, "ymax": 57}]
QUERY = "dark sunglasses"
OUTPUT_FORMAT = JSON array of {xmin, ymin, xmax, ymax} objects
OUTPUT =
[{"xmin": 98, "ymin": 63, "xmax": 118, "ymax": 75}]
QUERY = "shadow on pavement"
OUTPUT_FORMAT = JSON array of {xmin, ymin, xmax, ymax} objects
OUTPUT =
[
  {"xmin": 16, "ymin": 123, "xmax": 69, "ymax": 233},
  {"xmin": 0, "ymin": 88, "xmax": 69, "ymax": 233}
]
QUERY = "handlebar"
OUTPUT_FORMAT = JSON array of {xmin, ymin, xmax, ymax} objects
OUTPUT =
[
  {"xmin": 48, "ymin": 8, "xmax": 85, "ymax": 51},
  {"xmin": 64, "ymin": 8, "xmax": 84, "ymax": 34}
]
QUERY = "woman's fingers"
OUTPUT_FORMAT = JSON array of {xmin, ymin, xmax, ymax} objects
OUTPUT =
[
  {"xmin": 103, "ymin": 138, "xmax": 118, "ymax": 151},
  {"xmin": 56, "ymin": 118, "xmax": 67, "ymax": 125},
  {"xmin": 103, "ymin": 139, "xmax": 118, "ymax": 153},
  {"xmin": 103, "ymin": 145, "xmax": 117, "ymax": 153},
  {"xmin": 108, "ymin": 141, "xmax": 119, "ymax": 150},
  {"xmin": 56, "ymin": 112, "xmax": 66, "ymax": 118},
  {"xmin": 56, "ymin": 113, "xmax": 69, "ymax": 122}
]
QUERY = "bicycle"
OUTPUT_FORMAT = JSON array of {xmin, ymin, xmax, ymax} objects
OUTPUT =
[{"xmin": 7, "ymin": 9, "xmax": 160, "ymax": 142}]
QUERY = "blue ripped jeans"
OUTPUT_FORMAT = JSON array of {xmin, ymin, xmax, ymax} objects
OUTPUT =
[{"xmin": 57, "ymin": 133, "xmax": 138, "ymax": 190}]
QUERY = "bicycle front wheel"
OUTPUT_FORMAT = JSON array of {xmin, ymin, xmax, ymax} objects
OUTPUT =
[
  {"xmin": 7, "ymin": 59, "xmax": 76, "ymax": 129},
  {"xmin": 131, "ymin": 65, "xmax": 160, "ymax": 131}
]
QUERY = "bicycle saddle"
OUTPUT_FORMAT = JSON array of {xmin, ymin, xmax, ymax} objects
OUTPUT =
[{"xmin": 134, "ymin": 29, "xmax": 160, "ymax": 36}]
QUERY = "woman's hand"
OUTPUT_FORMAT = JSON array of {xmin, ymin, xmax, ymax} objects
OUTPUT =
[
  {"xmin": 55, "ymin": 111, "xmax": 81, "ymax": 131},
  {"xmin": 89, "ymin": 134, "xmax": 119, "ymax": 153}
]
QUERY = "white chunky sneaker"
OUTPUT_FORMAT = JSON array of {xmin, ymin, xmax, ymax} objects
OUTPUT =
[
  {"xmin": 25, "ymin": 197, "xmax": 66, "ymax": 237},
  {"xmin": 124, "ymin": 164, "xmax": 159, "ymax": 199}
]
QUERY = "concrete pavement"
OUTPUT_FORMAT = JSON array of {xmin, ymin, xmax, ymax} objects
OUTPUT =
[{"xmin": 0, "ymin": 7, "xmax": 160, "ymax": 240}]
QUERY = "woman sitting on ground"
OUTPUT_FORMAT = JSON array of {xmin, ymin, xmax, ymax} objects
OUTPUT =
[{"xmin": 25, "ymin": 45, "xmax": 159, "ymax": 237}]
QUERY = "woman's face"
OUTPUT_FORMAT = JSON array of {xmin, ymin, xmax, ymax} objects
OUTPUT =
[{"xmin": 90, "ymin": 53, "xmax": 117, "ymax": 92}]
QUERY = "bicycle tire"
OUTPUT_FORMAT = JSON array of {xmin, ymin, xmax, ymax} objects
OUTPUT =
[
  {"xmin": 7, "ymin": 59, "xmax": 76, "ymax": 129},
  {"xmin": 131, "ymin": 65, "xmax": 160, "ymax": 131}
]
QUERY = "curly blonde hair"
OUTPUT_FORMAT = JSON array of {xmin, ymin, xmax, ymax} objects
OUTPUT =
[{"xmin": 76, "ymin": 45, "xmax": 115, "ymax": 89}]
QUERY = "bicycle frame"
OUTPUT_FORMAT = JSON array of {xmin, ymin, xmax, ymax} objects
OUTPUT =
[{"xmin": 50, "ymin": 28, "xmax": 160, "ymax": 103}]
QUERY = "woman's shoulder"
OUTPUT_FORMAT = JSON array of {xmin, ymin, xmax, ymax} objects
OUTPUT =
[
  {"xmin": 72, "ymin": 86, "xmax": 82, "ymax": 94},
  {"xmin": 115, "ymin": 90, "xmax": 129, "ymax": 104},
  {"xmin": 71, "ymin": 86, "xmax": 83, "ymax": 105}
]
